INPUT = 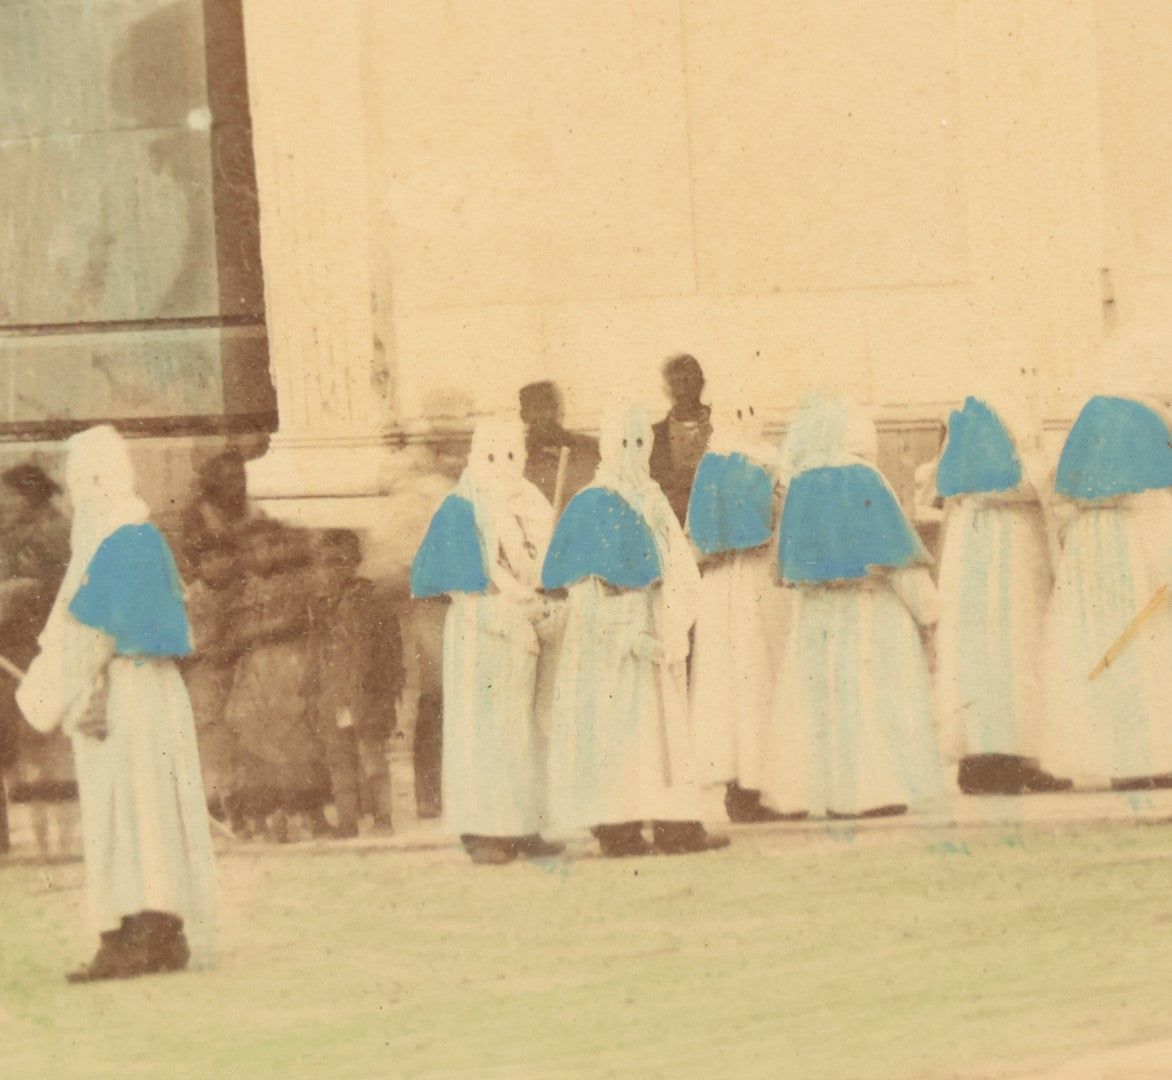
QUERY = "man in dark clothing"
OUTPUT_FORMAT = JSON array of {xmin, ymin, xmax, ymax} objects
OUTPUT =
[
  {"xmin": 519, "ymin": 381, "xmax": 600, "ymax": 514},
  {"xmin": 0, "ymin": 463, "xmax": 71, "ymax": 854},
  {"xmin": 649, "ymin": 355, "xmax": 713, "ymax": 525},
  {"xmin": 179, "ymin": 446, "xmax": 254, "ymax": 578}
]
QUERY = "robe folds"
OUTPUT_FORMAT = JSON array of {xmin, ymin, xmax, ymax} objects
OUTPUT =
[
  {"xmin": 440, "ymin": 591, "xmax": 547, "ymax": 837},
  {"xmin": 686, "ymin": 450, "xmax": 780, "ymax": 791},
  {"xmin": 543, "ymin": 473, "xmax": 704, "ymax": 830},
  {"xmin": 1036, "ymin": 490, "xmax": 1172, "ymax": 782},
  {"xmin": 760, "ymin": 403, "xmax": 946, "ymax": 817},
  {"xmin": 935, "ymin": 493, "xmax": 1050, "ymax": 761},
  {"xmin": 19, "ymin": 522, "xmax": 218, "ymax": 967},
  {"xmin": 934, "ymin": 397, "xmax": 1052, "ymax": 762},
  {"xmin": 760, "ymin": 569, "xmax": 946, "ymax": 817},
  {"xmin": 1034, "ymin": 396, "xmax": 1172, "ymax": 783},
  {"xmin": 411, "ymin": 421, "xmax": 554, "ymax": 840},
  {"xmin": 544, "ymin": 575, "xmax": 701, "ymax": 829}
]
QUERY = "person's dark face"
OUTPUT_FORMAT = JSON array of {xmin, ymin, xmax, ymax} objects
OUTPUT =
[
  {"xmin": 520, "ymin": 392, "xmax": 562, "ymax": 431},
  {"xmin": 433, "ymin": 437, "xmax": 469, "ymax": 481},
  {"xmin": 665, "ymin": 369, "xmax": 704, "ymax": 410}
]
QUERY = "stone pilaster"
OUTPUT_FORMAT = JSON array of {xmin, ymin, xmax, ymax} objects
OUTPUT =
[{"xmin": 240, "ymin": 0, "xmax": 398, "ymax": 514}]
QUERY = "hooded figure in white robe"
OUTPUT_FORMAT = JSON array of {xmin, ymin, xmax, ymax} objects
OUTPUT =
[
  {"xmin": 542, "ymin": 404, "xmax": 729, "ymax": 857},
  {"xmin": 686, "ymin": 389, "xmax": 789, "ymax": 823},
  {"xmin": 760, "ymin": 394, "xmax": 947, "ymax": 819},
  {"xmin": 1034, "ymin": 395, "xmax": 1172, "ymax": 788},
  {"xmin": 410, "ymin": 419, "xmax": 563, "ymax": 864},
  {"xmin": 17, "ymin": 425, "xmax": 217, "ymax": 982},
  {"xmin": 934, "ymin": 396, "xmax": 1070, "ymax": 795}
]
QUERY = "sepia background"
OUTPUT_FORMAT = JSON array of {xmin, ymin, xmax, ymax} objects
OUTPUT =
[
  {"xmin": 5, "ymin": 4, "xmax": 1172, "ymax": 1079},
  {"xmin": 3, "ymin": 0, "xmax": 1172, "ymax": 583}
]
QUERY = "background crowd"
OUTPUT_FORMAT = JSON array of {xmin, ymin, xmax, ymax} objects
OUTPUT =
[{"xmin": 2, "ymin": 355, "xmax": 1170, "ymax": 858}]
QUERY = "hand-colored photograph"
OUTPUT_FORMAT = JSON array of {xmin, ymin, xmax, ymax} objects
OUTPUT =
[{"xmin": 2, "ymin": 3, "xmax": 1172, "ymax": 1079}]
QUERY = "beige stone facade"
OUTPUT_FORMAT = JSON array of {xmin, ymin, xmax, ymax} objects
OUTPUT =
[
  {"xmin": 235, "ymin": 0, "xmax": 1172, "ymax": 579},
  {"xmin": 3, "ymin": 2, "xmax": 1171, "ymax": 576}
]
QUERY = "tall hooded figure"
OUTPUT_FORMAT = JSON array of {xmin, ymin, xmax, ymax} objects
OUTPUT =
[
  {"xmin": 1035, "ymin": 396, "xmax": 1172, "ymax": 787},
  {"xmin": 761, "ymin": 394, "xmax": 946, "ymax": 819},
  {"xmin": 411, "ymin": 418, "xmax": 564, "ymax": 864},
  {"xmin": 542, "ymin": 403, "xmax": 729, "ymax": 857},
  {"xmin": 16, "ymin": 425, "xmax": 217, "ymax": 983},
  {"xmin": 685, "ymin": 388, "xmax": 789, "ymax": 823},
  {"xmin": 934, "ymin": 396, "xmax": 1069, "ymax": 795}
]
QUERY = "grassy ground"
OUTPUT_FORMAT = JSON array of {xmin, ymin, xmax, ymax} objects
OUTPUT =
[{"xmin": 3, "ymin": 822, "xmax": 1172, "ymax": 1080}]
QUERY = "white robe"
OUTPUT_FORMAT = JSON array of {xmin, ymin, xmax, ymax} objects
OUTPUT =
[
  {"xmin": 442, "ymin": 591, "xmax": 547, "ymax": 837},
  {"xmin": 19, "ymin": 615, "xmax": 218, "ymax": 967},
  {"xmin": 761, "ymin": 567, "xmax": 946, "ymax": 817},
  {"xmin": 547, "ymin": 578, "xmax": 702, "ymax": 829},
  {"xmin": 440, "ymin": 467, "xmax": 553, "ymax": 840},
  {"xmin": 935, "ymin": 488, "xmax": 1051, "ymax": 761},
  {"xmin": 1035, "ymin": 489, "xmax": 1172, "ymax": 782},
  {"xmin": 689, "ymin": 545, "xmax": 784, "ymax": 790}
]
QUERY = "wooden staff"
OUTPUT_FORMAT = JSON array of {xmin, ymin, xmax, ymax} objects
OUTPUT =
[
  {"xmin": 552, "ymin": 445, "xmax": 571, "ymax": 513},
  {"xmin": 1089, "ymin": 583, "xmax": 1170, "ymax": 681},
  {"xmin": 0, "ymin": 654, "xmax": 26, "ymax": 683}
]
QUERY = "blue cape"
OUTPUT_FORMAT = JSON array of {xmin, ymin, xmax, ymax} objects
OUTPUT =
[
  {"xmin": 1055, "ymin": 396, "xmax": 1172, "ymax": 500},
  {"xmin": 410, "ymin": 494, "xmax": 489, "ymax": 598},
  {"xmin": 936, "ymin": 397, "xmax": 1023, "ymax": 497},
  {"xmin": 69, "ymin": 523, "xmax": 192, "ymax": 657},
  {"xmin": 686, "ymin": 452, "xmax": 774, "ymax": 556},
  {"xmin": 542, "ymin": 487, "xmax": 662, "ymax": 590},
  {"xmin": 779, "ymin": 464, "xmax": 925, "ymax": 583}
]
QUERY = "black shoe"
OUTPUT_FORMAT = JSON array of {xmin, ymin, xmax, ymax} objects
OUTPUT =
[
  {"xmin": 1024, "ymin": 769, "xmax": 1073, "ymax": 793},
  {"xmin": 516, "ymin": 834, "xmax": 565, "ymax": 859},
  {"xmin": 126, "ymin": 912, "xmax": 190, "ymax": 975},
  {"xmin": 593, "ymin": 822, "xmax": 653, "ymax": 858},
  {"xmin": 724, "ymin": 784, "xmax": 789, "ymax": 824},
  {"xmin": 746, "ymin": 797, "xmax": 800, "ymax": 823},
  {"xmin": 67, "ymin": 930, "xmax": 136, "ymax": 984},
  {"xmin": 651, "ymin": 821, "xmax": 731, "ymax": 855},
  {"xmin": 462, "ymin": 836, "xmax": 519, "ymax": 865},
  {"xmin": 958, "ymin": 754, "xmax": 1035, "ymax": 796},
  {"xmin": 827, "ymin": 804, "xmax": 908, "ymax": 820},
  {"xmin": 1111, "ymin": 776, "xmax": 1156, "ymax": 792},
  {"xmin": 724, "ymin": 782, "xmax": 758, "ymax": 823}
]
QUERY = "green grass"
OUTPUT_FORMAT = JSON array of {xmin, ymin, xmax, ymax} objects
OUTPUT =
[{"xmin": 3, "ymin": 823, "xmax": 1172, "ymax": 1079}]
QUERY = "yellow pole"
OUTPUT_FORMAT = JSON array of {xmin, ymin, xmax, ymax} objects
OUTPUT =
[{"xmin": 1089, "ymin": 583, "xmax": 1170, "ymax": 681}]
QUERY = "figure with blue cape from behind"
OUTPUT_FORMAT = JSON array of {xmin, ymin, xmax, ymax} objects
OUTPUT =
[
  {"xmin": 933, "ymin": 395, "xmax": 1071, "ymax": 796},
  {"xmin": 1034, "ymin": 395, "xmax": 1172, "ymax": 788},
  {"xmin": 542, "ymin": 403, "xmax": 729, "ymax": 857},
  {"xmin": 410, "ymin": 418, "xmax": 564, "ymax": 865},
  {"xmin": 760, "ymin": 394, "xmax": 947, "ymax": 819},
  {"xmin": 16, "ymin": 425, "xmax": 217, "ymax": 983},
  {"xmin": 685, "ymin": 386, "xmax": 790, "ymax": 824}
]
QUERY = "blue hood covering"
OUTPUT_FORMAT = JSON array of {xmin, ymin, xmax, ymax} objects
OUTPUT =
[
  {"xmin": 780, "ymin": 463, "xmax": 926, "ymax": 583},
  {"xmin": 69, "ymin": 523, "xmax": 192, "ymax": 657},
  {"xmin": 686, "ymin": 452, "xmax": 774, "ymax": 556},
  {"xmin": 1055, "ymin": 396, "xmax": 1172, "ymax": 500},
  {"xmin": 410, "ymin": 494, "xmax": 489, "ymax": 598},
  {"xmin": 936, "ymin": 397, "xmax": 1023, "ymax": 497},
  {"xmin": 542, "ymin": 487, "xmax": 662, "ymax": 590}
]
